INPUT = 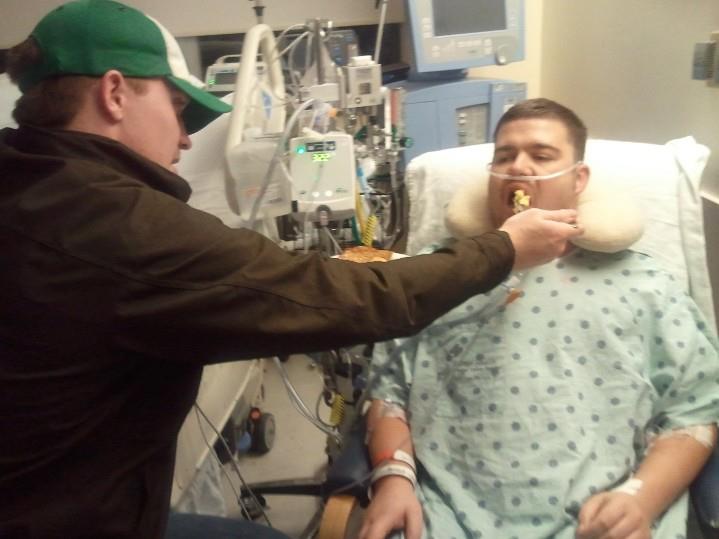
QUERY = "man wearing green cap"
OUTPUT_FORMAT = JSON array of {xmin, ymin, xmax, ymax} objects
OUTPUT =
[{"xmin": 0, "ymin": 1, "xmax": 582, "ymax": 538}]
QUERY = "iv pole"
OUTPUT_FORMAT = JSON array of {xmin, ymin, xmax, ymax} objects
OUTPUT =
[{"xmin": 248, "ymin": 0, "xmax": 265, "ymax": 24}]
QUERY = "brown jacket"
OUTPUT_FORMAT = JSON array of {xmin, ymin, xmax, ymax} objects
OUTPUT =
[{"xmin": 0, "ymin": 125, "xmax": 513, "ymax": 538}]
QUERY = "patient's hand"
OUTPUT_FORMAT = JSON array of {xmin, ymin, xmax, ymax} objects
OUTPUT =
[
  {"xmin": 499, "ymin": 208, "xmax": 583, "ymax": 270},
  {"xmin": 575, "ymin": 491, "xmax": 651, "ymax": 539},
  {"xmin": 358, "ymin": 476, "xmax": 423, "ymax": 539}
]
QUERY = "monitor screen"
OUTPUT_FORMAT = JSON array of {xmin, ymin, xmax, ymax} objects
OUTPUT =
[
  {"xmin": 406, "ymin": 0, "xmax": 524, "ymax": 77},
  {"xmin": 433, "ymin": 0, "xmax": 507, "ymax": 37}
]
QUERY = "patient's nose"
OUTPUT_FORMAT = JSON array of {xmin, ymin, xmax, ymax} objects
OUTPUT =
[{"xmin": 507, "ymin": 152, "xmax": 534, "ymax": 176}]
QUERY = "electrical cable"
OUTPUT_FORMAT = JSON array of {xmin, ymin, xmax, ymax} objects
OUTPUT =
[
  {"xmin": 192, "ymin": 406, "xmax": 251, "ymax": 520},
  {"xmin": 193, "ymin": 403, "xmax": 274, "ymax": 527}
]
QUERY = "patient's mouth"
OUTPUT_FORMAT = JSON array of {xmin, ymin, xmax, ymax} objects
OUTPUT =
[
  {"xmin": 512, "ymin": 189, "xmax": 531, "ymax": 213},
  {"xmin": 503, "ymin": 183, "xmax": 533, "ymax": 214}
]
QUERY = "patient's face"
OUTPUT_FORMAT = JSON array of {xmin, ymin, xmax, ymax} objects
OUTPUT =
[{"xmin": 488, "ymin": 118, "xmax": 588, "ymax": 227}]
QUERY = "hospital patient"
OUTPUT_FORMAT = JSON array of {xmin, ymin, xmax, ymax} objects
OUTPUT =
[{"xmin": 359, "ymin": 98, "xmax": 719, "ymax": 539}]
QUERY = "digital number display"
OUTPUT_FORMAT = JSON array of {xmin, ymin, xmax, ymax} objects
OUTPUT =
[
  {"xmin": 306, "ymin": 141, "xmax": 337, "ymax": 152},
  {"xmin": 312, "ymin": 152, "xmax": 332, "ymax": 163}
]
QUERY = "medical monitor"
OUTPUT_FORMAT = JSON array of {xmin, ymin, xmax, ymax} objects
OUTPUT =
[{"xmin": 406, "ymin": 0, "xmax": 524, "ymax": 78}]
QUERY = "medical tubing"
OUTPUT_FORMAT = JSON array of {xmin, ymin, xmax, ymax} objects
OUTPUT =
[
  {"xmin": 272, "ymin": 357, "xmax": 341, "ymax": 443},
  {"xmin": 314, "ymin": 391, "xmax": 338, "ymax": 429},
  {"xmin": 304, "ymin": 33, "xmax": 314, "ymax": 79},
  {"xmin": 301, "ymin": 151, "xmax": 330, "ymax": 253},
  {"xmin": 276, "ymin": 23, "xmax": 308, "ymax": 45},
  {"xmin": 323, "ymin": 226, "xmax": 343, "ymax": 255},
  {"xmin": 247, "ymin": 98, "xmax": 317, "ymax": 229},
  {"xmin": 382, "ymin": 86, "xmax": 392, "ymax": 150},
  {"xmin": 284, "ymin": 29, "xmax": 310, "ymax": 95},
  {"xmin": 486, "ymin": 161, "xmax": 582, "ymax": 181},
  {"xmin": 278, "ymin": 31, "xmax": 310, "ymax": 59},
  {"xmin": 193, "ymin": 404, "xmax": 273, "ymax": 526},
  {"xmin": 278, "ymin": 31, "xmax": 312, "ymax": 96}
]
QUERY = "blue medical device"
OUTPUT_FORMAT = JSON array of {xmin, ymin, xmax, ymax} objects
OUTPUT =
[
  {"xmin": 391, "ymin": 0, "xmax": 527, "ymax": 162},
  {"xmin": 393, "ymin": 79, "xmax": 526, "ymax": 163},
  {"xmin": 405, "ymin": 0, "xmax": 525, "ymax": 80}
]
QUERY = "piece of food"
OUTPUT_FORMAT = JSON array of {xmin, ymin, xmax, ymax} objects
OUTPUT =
[
  {"xmin": 512, "ymin": 189, "xmax": 531, "ymax": 214},
  {"xmin": 338, "ymin": 245, "xmax": 393, "ymax": 263}
]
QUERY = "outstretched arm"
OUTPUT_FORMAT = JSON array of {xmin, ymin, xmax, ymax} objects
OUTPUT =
[
  {"xmin": 577, "ymin": 425, "xmax": 717, "ymax": 539},
  {"xmin": 358, "ymin": 399, "xmax": 423, "ymax": 539}
]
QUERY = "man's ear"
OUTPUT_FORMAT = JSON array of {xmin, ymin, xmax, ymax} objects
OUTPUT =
[
  {"xmin": 574, "ymin": 163, "xmax": 590, "ymax": 195},
  {"xmin": 96, "ymin": 70, "xmax": 129, "ymax": 123}
]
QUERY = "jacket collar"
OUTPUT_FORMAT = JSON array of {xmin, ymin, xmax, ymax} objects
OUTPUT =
[{"xmin": 1, "ymin": 125, "xmax": 192, "ymax": 202}]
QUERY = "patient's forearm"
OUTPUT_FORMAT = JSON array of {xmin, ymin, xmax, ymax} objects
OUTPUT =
[
  {"xmin": 367, "ymin": 399, "xmax": 414, "ymax": 467},
  {"xmin": 633, "ymin": 425, "xmax": 717, "ymax": 522}
]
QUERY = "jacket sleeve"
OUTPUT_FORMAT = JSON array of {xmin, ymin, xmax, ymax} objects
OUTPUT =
[{"xmin": 85, "ymin": 188, "xmax": 514, "ymax": 362}]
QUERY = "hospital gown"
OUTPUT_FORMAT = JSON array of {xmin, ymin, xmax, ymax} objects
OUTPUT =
[{"xmin": 368, "ymin": 248, "xmax": 719, "ymax": 539}]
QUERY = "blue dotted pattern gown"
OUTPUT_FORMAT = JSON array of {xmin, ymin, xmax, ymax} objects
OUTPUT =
[{"xmin": 368, "ymin": 249, "xmax": 719, "ymax": 539}]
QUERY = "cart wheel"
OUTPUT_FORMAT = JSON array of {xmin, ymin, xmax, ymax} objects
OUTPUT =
[{"xmin": 252, "ymin": 412, "xmax": 276, "ymax": 454}]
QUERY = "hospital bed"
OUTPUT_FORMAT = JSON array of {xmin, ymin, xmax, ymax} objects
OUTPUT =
[{"xmin": 316, "ymin": 137, "xmax": 719, "ymax": 539}]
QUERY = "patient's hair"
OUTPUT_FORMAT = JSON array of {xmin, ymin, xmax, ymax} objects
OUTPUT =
[
  {"xmin": 494, "ymin": 98, "xmax": 588, "ymax": 160},
  {"xmin": 6, "ymin": 37, "xmax": 148, "ymax": 128}
]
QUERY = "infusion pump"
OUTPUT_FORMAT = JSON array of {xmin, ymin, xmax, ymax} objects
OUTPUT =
[{"xmin": 289, "ymin": 133, "xmax": 356, "ymax": 222}]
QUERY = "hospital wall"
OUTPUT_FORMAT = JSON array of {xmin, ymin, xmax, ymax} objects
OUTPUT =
[
  {"xmin": 541, "ymin": 0, "xmax": 719, "ymax": 332},
  {"xmin": 476, "ymin": 1, "xmax": 719, "ymax": 331},
  {"xmin": 0, "ymin": 1, "xmax": 405, "ymax": 48}
]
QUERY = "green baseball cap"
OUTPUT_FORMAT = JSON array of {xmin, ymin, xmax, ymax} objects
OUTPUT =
[{"xmin": 18, "ymin": 0, "xmax": 231, "ymax": 134}]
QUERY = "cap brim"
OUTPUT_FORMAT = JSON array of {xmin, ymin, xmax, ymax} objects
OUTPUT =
[{"xmin": 167, "ymin": 76, "xmax": 232, "ymax": 134}]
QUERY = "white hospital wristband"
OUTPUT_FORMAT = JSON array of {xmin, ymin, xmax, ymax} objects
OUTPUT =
[
  {"xmin": 369, "ymin": 463, "xmax": 417, "ymax": 499},
  {"xmin": 373, "ymin": 448, "xmax": 416, "ymax": 472},
  {"xmin": 612, "ymin": 477, "xmax": 643, "ymax": 496}
]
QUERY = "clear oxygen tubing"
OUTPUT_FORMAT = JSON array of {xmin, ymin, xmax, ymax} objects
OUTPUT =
[
  {"xmin": 272, "ymin": 357, "xmax": 341, "ymax": 443},
  {"xmin": 247, "ymin": 98, "xmax": 317, "ymax": 229},
  {"xmin": 486, "ymin": 161, "xmax": 583, "ymax": 181}
]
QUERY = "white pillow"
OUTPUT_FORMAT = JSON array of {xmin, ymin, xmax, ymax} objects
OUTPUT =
[
  {"xmin": 405, "ymin": 138, "xmax": 714, "ymax": 326},
  {"xmin": 406, "ymin": 141, "xmax": 644, "ymax": 255},
  {"xmin": 442, "ymin": 154, "xmax": 645, "ymax": 254}
]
